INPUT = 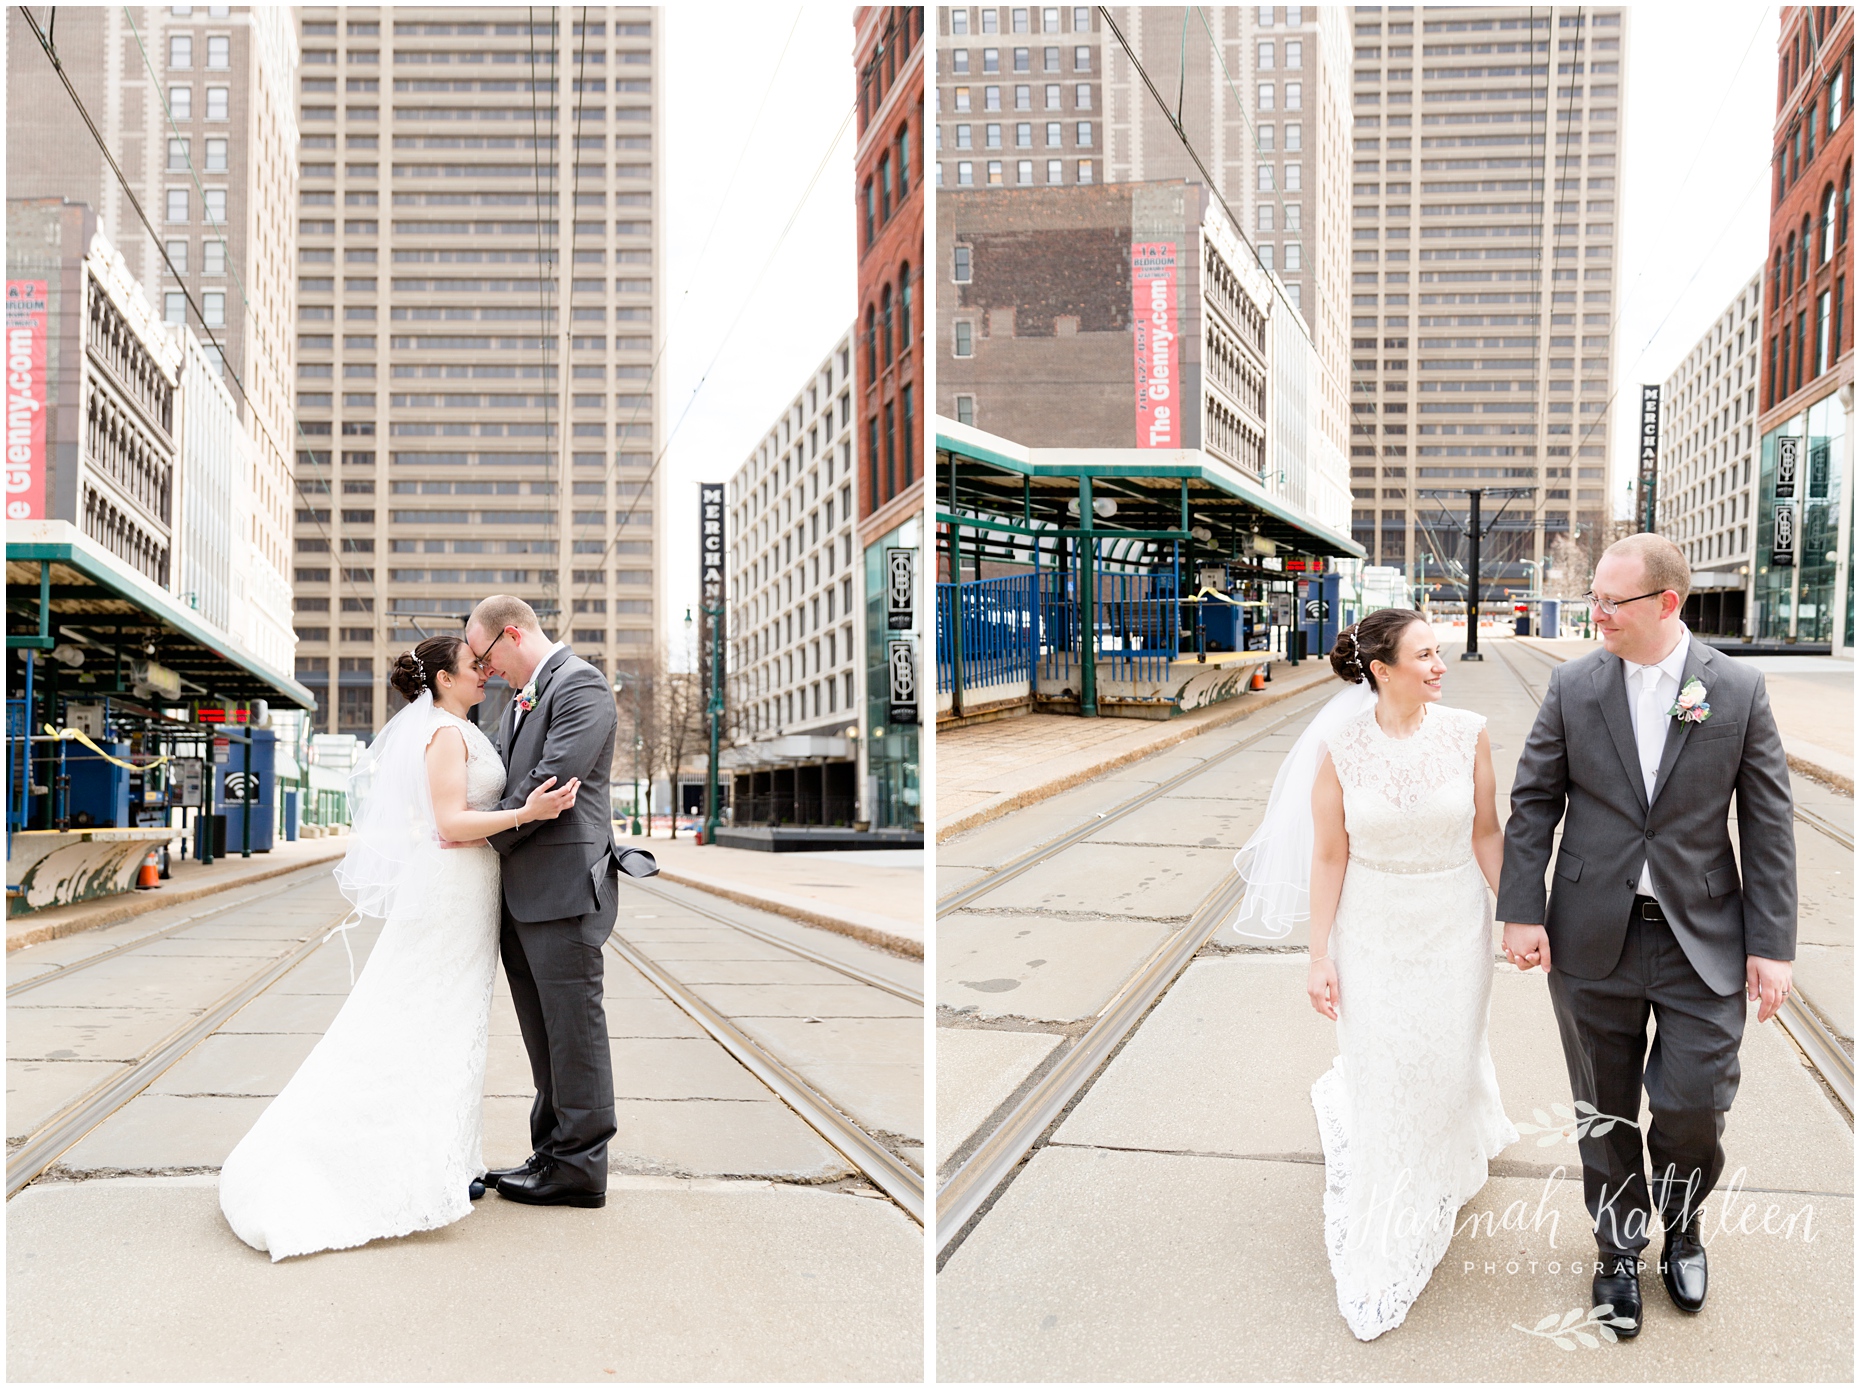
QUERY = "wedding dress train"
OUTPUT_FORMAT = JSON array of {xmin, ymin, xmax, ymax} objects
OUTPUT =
[{"xmin": 218, "ymin": 710, "xmax": 504, "ymax": 1260}]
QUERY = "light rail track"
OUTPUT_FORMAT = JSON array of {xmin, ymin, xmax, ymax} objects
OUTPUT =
[
  {"xmin": 7, "ymin": 864, "xmax": 338, "ymax": 1000},
  {"xmin": 1490, "ymin": 638, "xmax": 1854, "ymax": 1116},
  {"xmin": 936, "ymin": 679, "xmax": 1341, "ymax": 915},
  {"xmin": 934, "ymin": 683, "xmax": 1341, "ymax": 1255}
]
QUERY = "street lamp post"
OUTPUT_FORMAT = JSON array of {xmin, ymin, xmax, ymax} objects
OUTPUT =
[
  {"xmin": 632, "ymin": 732, "xmax": 644, "ymax": 837},
  {"xmin": 701, "ymin": 601, "xmax": 724, "ymax": 844}
]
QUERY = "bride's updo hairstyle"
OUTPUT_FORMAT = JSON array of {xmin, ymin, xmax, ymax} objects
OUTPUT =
[
  {"xmin": 1331, "ymin": 608, "xmax": 1427, "ymax": 691},
  {"xmin": 389, "ymin": 632, "xmax": 469, "ymax": 702}
]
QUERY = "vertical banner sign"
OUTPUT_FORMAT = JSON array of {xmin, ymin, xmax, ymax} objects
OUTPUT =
[
  {"xmin": 886, "ymin": 637, "xmax": 917, "ymax": 725},
  {"xmin": 1637, "ymin": 385, "xmax": 1661, "ymax": 533},
  {"xmin": 885, "ymin": 546, "xmax": 914, "ymax": 630},
  {"xmin": 1775, "ymin": 435, "xmax": 1801, "ymax": 498},
  {"xmin": 6, "ymin": 280, "xmax": 49, "ymax": 520},
  {"xmin": 1131, "ymin": 241, "xmax": 1178, "ymax": 448},
  {"xmin": 698, "ymin": 482, "xmax": 726, "ymax": 697},
  {"xmin": 1773, "ymin": 436, "xmax": 1800, "ymax": 568}
]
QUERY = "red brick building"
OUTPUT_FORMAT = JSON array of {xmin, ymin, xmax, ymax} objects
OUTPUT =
[
  {"xmin": 853, "ymin": 6, "xmax": 924, "ymax": 829},
  {"xmin": 1753, "ymin": 6, "xmax": 1853, "ymax": 650}
]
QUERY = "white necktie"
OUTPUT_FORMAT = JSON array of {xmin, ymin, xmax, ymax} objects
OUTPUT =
[{"xmin": 1636, "ymin": 664, "xmax": 1666, "ymax": 802}]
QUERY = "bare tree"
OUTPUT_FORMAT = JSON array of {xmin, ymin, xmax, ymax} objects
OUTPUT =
[{"xmin": 609, "ymin": 655, "xmax": 658, "ymax": 827}]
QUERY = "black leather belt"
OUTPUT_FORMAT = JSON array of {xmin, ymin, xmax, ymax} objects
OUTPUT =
[{"xmin": 1633, "ymin": 895, "xmax": 1666, "ymax": 923}]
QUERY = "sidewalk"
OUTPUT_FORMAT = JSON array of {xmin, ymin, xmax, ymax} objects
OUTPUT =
[
  {"xmin": 1521, "ymin": 637, "xmax": 1854, "ymax": 792},
  {"xmin": 637, "ymin": 830, "xmax": 923, "ymax": 957},
  {"xmin": 6, "ymin": 834, "xmax": 350, "ymax": 953},
  {"xmin": 935, "ymin": 660, "xmax": 1338, "ymax": 841}
]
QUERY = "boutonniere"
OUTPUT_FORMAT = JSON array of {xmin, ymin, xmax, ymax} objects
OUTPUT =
[
  {"xmin": 514, "ymin": 679, "xmax": 539, "ymax": 714},
  {"xmin": 1669, "ymin": 676, "xmax": 1711, "ymax": 725}
]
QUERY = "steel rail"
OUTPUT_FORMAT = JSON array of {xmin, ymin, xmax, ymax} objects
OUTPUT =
[
  {"xmin": 7, "ymin": 867, "xmax": 336, "ymax": 999},
  {"xmin": 937, "ymin": 680, "xmax": 1339, "ymax": 915},
  {"xmin": 935, "ymin": 866, "xmax": 1248, "ymax": 1256},
  {"xmin": 6, "ymin": 912, "xmax": 348, "ymax": 1198},
  {"xmin": 1488, "ymin": 638, "xmax": 1854, "ymax": 1116},
  {"xmin": 605, "ymin": 932, "xmax": 924, "ymax": 1225},
  {"xmin": 626, "ymin": 878, "xmax": 922, "ymax": 1005}
]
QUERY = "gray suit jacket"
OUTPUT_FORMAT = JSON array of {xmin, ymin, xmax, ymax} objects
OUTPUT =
[
  {"xmin": 1496, "ymin": 637, "xmax": 1797, "ymax": 996},
  {"xmin": 489, "ymin": 645, "xmax": 621, "ymax": 923}
]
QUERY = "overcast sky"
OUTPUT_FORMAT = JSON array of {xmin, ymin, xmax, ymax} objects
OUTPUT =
[
  {"xmin": 654, "ymin": 5, "xmax": 857, "ymax": 653},
  {"xmin": 1608, "ymin": 4, "xmax": 1780, "ymax": 517}
]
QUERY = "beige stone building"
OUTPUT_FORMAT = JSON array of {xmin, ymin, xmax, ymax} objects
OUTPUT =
[{"xmin": 289, "ymin": 5, "xmax": 663, "ymax": 736}]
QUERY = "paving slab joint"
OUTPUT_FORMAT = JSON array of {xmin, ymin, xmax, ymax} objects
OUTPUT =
[{"xmin": 652, "ymin": 871, "xmax": 923, "ymax": 960}]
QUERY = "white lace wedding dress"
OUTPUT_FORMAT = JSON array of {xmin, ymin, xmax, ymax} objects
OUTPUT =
[
  {"xmin": 1312, "ymin": 702, "xmax": 1518, "ymax": 1340},
  {"xmin": 219, "ymin": 710, "xmax": 503, "ymax": 1260}
]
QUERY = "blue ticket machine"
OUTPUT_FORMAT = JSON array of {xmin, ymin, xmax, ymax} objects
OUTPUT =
[{"xmin": 215, "ymin": 728, "xmax": 277, "ymax": 854}]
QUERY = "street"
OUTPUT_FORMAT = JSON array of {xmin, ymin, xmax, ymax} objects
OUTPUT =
[
  {"xmin": 8, "ymin": 857, "xmax": 923, "ymax": 1381},
  {"xmin": 934, "ymin": 637, "xmax": 1853, "ymax": 1380}
]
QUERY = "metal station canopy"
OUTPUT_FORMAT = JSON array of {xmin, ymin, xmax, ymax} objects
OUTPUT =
[
  {"xmin": 935, "ymin": 418, "xmax": 1363, "ymax": 561},
  {"xmin": 6, "ymin": 520, "xmax": 315, "ymax": 709}
]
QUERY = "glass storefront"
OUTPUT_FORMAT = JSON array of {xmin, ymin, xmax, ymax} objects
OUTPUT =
[
  {"xmin": 1754, "ymin": 393, "xmax": 1848, "ymax": 644},
  {"xmin": 863, "ymin": 518, "xmax": 922, "ymax": 831}
]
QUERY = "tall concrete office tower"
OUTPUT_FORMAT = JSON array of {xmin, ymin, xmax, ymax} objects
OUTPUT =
[
  {"xmin": 1347, "ymin": 6, "xmax": 1627, "ymax": 608},
  {"xmin": 5, "ymin": 4, "xmax": 300, "ymax": 673},
  {"xmin": 290, "ymin": 6, "xmax": 662, "ymax": 735}
]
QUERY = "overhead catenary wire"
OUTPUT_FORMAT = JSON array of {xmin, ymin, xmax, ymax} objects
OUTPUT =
[
  {"xmin": 527, "ymin": 5, "xmax": 560, "ymax": 622},
  {"xmin": 29, "ymin": 5, "xmax": 370, "ymax": 659},
  {"xmin": 570, "ymin": 98, "xmax": 856, "ymax": 613}
]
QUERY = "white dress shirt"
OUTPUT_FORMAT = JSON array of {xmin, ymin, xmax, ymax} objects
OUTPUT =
[
  {"xmin": 1623, "ymin": 627, "xmax": 1691, "ymax": 898},
  {"xmin": 510, "ymin": 640, "xmax": 566, "ymax": 738}
]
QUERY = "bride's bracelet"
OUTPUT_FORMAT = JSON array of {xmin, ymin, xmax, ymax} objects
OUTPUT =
[{"xmin": 1310, "ymin": 952, "xmax": 1330, "ymax": 962}]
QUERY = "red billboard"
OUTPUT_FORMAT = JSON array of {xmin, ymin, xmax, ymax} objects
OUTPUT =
[
  {"xmin": 1131, "ymin": 241, "xmax": 1178, "ymax": 449},
  {"xmin": 6, "ymin": 280, "xmax": 48, "ymax": 521}
]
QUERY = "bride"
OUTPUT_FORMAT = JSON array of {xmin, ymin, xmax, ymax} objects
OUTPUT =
[
  {"xmin": 219, "ymin": 632, "xmax": 580, "ymax": 1260},
  {"xmin": 1233, "ymin": 608, "xmax": 1516, "ymax": 1340}
]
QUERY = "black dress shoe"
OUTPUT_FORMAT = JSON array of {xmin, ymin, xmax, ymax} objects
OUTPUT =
[
  {"xmin": 1592, "ymin": 1252, "xmax": 1643, "ymax": 1337},
  {"xmin": 495, "ymin": 1160, "xmax": 605, "ymax": 1209},
  {"xmin": 1661, "ymin": 1217, "xmax": 1708, "ymax": 1312},
  {"xmin": 484, "ymin": 1153, "xmax": 545, "ymax": 1186},
  {"xmin": 468, "ymin": 1178, "xmax": 486, "ymax": 1202}
]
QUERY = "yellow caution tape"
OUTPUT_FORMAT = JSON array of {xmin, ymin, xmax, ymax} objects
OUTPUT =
[{"xmin": 40, "ymin": 724, "xmax": 174, "ymax": 771}]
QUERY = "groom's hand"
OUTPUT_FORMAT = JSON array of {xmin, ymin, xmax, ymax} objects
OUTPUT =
[
  {"xmin": 1501, "ymin": 922, "xmax": 1552, "ymax": 973},
  {"xmin": 1747, "ymin": 955, "xmax": 1794, "ymax": 1023}
]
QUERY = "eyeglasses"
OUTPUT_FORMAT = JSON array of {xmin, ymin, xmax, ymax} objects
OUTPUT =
[
  {"xmin": 469, "ymin": 627, "xmax": 508, "ymax": 673},
  {"xmin": 1580, "ymin": 589, "xmax": 1665, "ymax": 617}
]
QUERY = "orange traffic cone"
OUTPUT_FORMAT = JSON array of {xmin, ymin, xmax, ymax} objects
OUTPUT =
[
  {"xmin": 1248, "ymin": 667, "xmax": 1267, "ymax": 692},
  {"xmin": 135, "ymin": 850, "xmax": 160, "ymax": 890}
]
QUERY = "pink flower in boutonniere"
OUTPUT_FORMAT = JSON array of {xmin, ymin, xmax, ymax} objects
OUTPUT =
[
  {"xmin": 514, "ymin": 679, "xmax": 539, "ymax": 714},
  {"xmin": 1668, "ymin": 676, "xmax": 1710, "ymax": 725}
]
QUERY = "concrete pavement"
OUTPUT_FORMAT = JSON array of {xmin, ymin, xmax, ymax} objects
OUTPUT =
[{"xmin": 935, "ymin": 637, "xmax": 1853, "ymax": 1378}]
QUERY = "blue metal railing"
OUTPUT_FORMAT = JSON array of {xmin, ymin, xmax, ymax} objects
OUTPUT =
[
  {"xmin": 1037, "ymin": 566, "xmax": 1179, "ymax": 686},
  {"xmin": 936, "ymin": 573, "xmax": 1039, "ymax": 695}
]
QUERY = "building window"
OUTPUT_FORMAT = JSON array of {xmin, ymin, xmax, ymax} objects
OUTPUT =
[
  {"xmin": 1015, "ymin": 84, "xmax": 1031, "ymax": 109},
  {"xmin": 1257, "ymin": 204, "xmax": 1273, "ymax": 233},
  {"xmin": 207, "ymin": 34, "xmax": 230, "ymax": 68},
  {"xmin": 985, "ymin": 123, "xmax": 1002, "ymax": 148},
  {"xmin": 983, "ymin": 47, "xmax": 1000, "ymax": 73},
  {"xmin": 1047, "ymin": 158, "xmax": 1063, "ymax": 184},
  {"xmin": 954, "ymin": 86, "xmax": 971, "ymax": 111},
  {"xmin": 204, "ymin": 188, "xmax": 226, "ymax": 223},
  {"xmin": 206, "ymin": 85, "xmax": 228, "ymax": 119},
  {"xmin": 1076, "ymin": 120, "xmax": 1092, "ymax": 146},
  {"xmin": 203, "ymin": 238, "xmax": 226, "ymax": 275},
  {"xmin": 203, "ymin": 290, "xmax": 225, "ymax": 327},
  {"xmin": 205, "ymin": 137, "xmax": 228, "ymax": 172},
  {"xmin": 987, "ymin": 159, "xmax": 1003, "ymax": 184},
  {"xmin": 1073, "ymin": 44, "xmax": 1090, "ymax": 71},
  {"xmin": 169, "ymin": 86, "xmax": 192, "ymax": 119},
  {"xmin": 1016, "ymin": 121, "xmax": 1032, "ymax": 147},
  {"xmin": 957, "ymin": 160, "xmax": 974, "ymax": 185},
  {"xmin": 955, "ymin": 394, "xmax": 975, "ymax": 426},
  {"xmin": 956, "ymin": 123, "xmax": 972, "ymax": 149},
  {"xmin": 1258, "ymin": 4, "xmax": 1275, "ymax": 24},
  {"xmin": 1285, "ymin": 242, "xmax": 1302, "ymax": 272},
  {"xmin": 1013, "ymin": 46, "xmax": 1029, "ymax": 72},
  {"xmin": 951, "ymin": 9, "xmax": 969, "ymax": 34},
  {"xmin": 1821, "ymin": 183, "xmax": 1838, "ymax": 262},
  {"xmin": 1259, "ymin": 165, "xmax": 1275, "ymax": 193},
  {"xmin": 1076, "ymin": 82, "xmax": 1092, "ymax": 109},
  {"xmin": 164, "ymin": 291, "xmax": 186, "ymax": 325},
  {"xmin": 1259, "ymin": 82, "xmax": 1275, "ymax": 111},
  {"xmin": 1286, "ymin": 39, "xmax": 1302, "ymax": 67},
  {"xmin": 1816, "ymin": 290, "xmax": 1831, "ymax": 376},
  {"xmin": 1259, "ymin": 40, "xmax": 1275, "ymax": 69},
  {"xmin": 953, "ymin": 245, "xmax": 972, "ymax": 282},
  {"xmin": 167, "ymin": 138, "xmax": 188, "ymax": 171},
  {"xmin": 164, "ymin": 238, "xmax": 188, "ymax": 273},
  {"xmin": 169, "ymin": 33, "xmax": 192, "ymax": 68},
  {"xmin": 1286, "ymin": 82, "xmax": 1302, "ymax": 109},
  {"xmin": 1260, "ymin": 244, "xmax": 1275, "ymax": 271},
  {"xmin": 1077, "ymin": 159, "xmax": 1093, "ymax": 185},
  {"xmin": 952, "ymin": 48, "xmax": 970, "ymax": 75},
  {"xmin": 1285, "ymin": 161, "xmax": 1302, "ymax": 192},
  {"xmin": 166, "ymin": 188, "xmax": 188, "ymax": 222},
  {"xmin": 954, "ymin": 321, "xmax": 973, "ymax": 357},
  {"xmin": 1017, "ymin": 158, "xmax": 1033, "ymax": 184},
  {"xmin": 1286, "ymin": 122, "xmax": 1302, "ymax": 152}
]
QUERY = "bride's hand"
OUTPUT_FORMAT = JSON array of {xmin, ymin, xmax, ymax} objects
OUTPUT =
[
  {"xmin": 1307, "ymin": 957, "xmax": 1340, "ymax": 1021},
  {"xmin": 521, "ymin": 775, "xmax": 581, "ymax": 823}
]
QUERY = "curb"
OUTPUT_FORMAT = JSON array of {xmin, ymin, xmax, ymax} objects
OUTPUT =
[
  {"xmin": 935, "ymin": 664, "xmax": 1338, "ymax": 843},
  {"xmin": 653, "ymin": 870, "xmax": 925, "ymax": 961},
  {"xmin": 5, "ymin": 850, "xmax": 348, "ymax": 954}
]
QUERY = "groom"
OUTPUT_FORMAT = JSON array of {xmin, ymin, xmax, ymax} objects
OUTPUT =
[
  {"xmin": 466, "ymin": 595, "xmax": 627, "ymax": 1209},
  {"xmin": 1497, "ymin": 533, "xmax": 1796, "ymax": 1336}
]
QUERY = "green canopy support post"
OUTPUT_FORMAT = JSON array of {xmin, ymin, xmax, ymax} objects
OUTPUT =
[{"xmin": 1080, "ymin": 474, "xmax": 1098, "ymax": 718}]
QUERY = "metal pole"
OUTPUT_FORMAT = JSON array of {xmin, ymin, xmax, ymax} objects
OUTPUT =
[
  {"xmin": 1463, "ymin": 489, "xmax": 1484, "ymax": 661},
  {"xmin": 704, "ymin": 603, "xmax": 723, "ymax": 843},
  {"xmin": 631, "ymin": 733, "xmax": 643, "ymax": 836},
  {"xmin": 947, "ymin": 447, "xmax": 965, "ymax": 719},
  {"xmin": 1079, "ymin": 475, "xmax": 1098, "ymax": 717},
  {"xmin": 239, "ymin": 725, "xmax": 252, "ymax": 857}
]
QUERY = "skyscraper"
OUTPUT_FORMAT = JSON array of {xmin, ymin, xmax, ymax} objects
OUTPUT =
[
  {"xmin": 290, "ymin": 5, "xmax": 662, "ymax": 735},
  {"xmin": 1347, "ymin": 5, "xmax": 1627, "ymax": 610}
]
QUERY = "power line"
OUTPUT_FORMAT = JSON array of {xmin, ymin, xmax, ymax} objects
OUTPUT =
[
  {"xmin": 527, "ymin": 6, "xmax": 560, "ymax": 619},
  {"xmin": 27, "ymin": 6, "xmax": 369, "ymax": 668},
  {"xmin": 570, "ymin": 99, "xmax": 856, "ymax": 610}
]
